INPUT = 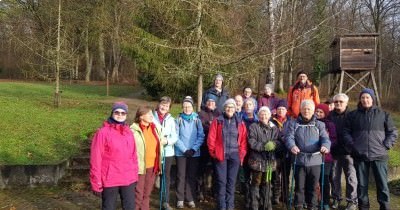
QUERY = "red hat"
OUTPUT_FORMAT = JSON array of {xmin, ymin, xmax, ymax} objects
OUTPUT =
[{"xmin": 316, "ymin": 103, "xmax": 330, "ymax": 117}]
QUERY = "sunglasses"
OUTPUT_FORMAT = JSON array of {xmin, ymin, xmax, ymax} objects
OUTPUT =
[{"xmin": 113, "ymin": 111, "xmax": 127, "ymax": 116}]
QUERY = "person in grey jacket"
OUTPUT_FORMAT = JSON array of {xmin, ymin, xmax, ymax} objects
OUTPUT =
[
  {"xmin": 247, "ymin": 106, "xmax": 281, "ymax": 210},
  {"xmin": 285, "ymin": 99, "xmax": 330, "ymax": 210},
  {"xmin": 343, "ymin": 88, "xmax": 398, "ymax": 210},
  {"xmin": 153, "ymin": 96, "xmax": 178, "ymax": 210}
]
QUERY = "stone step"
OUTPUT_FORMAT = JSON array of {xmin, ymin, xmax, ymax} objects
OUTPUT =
[
  {"xmin": 66, "ymin": 165, "xmax": 90, "ymax": 178},
  {"xmin": 70, "ymin": 155, "xmax": 90, "ymax": 167}
]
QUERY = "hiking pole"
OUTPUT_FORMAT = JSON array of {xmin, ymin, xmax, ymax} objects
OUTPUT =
[
  {"xmin": 159, "ymin": 149, "xmax": 166, "ymax": 210},
  {"xmin": 288, "ymin": 154, "xmax": 297, "ymax": 210},
  {"xmin": 320, "ymin": 153, "xmax": 325, "ymax": 210}
]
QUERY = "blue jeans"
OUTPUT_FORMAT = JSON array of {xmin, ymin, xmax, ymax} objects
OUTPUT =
[
  {"xmin": 354, "ymin": 159, "xmax": 390, "ymax": 210},
  {"xmin": 214, "ymin": 152, "xmax": 240, "ymax": 209}
]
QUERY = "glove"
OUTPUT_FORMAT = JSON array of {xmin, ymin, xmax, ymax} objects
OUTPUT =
[
  {"xmin": 264, "ymin": 141, "xmax": 276, "ymax": 152},
  {"xmin": 184, "ymin": 149, "xmax": 195, "ymax": 157},
  {"xmin": 92, "ymin": 190, "xmax": 102, "ymax": 197}
]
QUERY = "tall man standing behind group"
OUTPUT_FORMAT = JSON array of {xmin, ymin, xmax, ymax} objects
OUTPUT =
[
  {"xmin": 287, "ymin": 71, "xmax": 320, "ymax": 118},
  {"xmin": 343, "ymin": 88, "xmax": 398, "ymax": 210},
  {"xmin": 329, "ymin": 93, "xmax": 358, "ymax": 210}
]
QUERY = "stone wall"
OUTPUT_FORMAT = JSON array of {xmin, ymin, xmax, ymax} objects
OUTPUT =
[{"xmin": 0, "ymin": 160, "xmax": 69, "ymax": 189}]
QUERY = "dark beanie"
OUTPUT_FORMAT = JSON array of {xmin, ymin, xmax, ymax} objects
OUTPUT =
[
  {"xmin": 112, "ymin": 101, "xmax": 128, "ymax": 113},
  {"xmin": 359, "ymin": 88, "xmax": 375, "ymax": 99},
  {"xmin": 275, "ymin": 99, "xmax": 288, "ymax": 109}
]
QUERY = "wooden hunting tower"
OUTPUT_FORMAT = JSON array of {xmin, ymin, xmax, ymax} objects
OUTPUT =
[{"xmin": 329, "ymin": 34, "xmax": 381, "ymax": 106}]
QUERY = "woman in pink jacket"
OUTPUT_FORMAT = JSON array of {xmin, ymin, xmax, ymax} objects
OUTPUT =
[{"xmin": 90, "ymin": 102, "xmax": 139, "ymax": 210}]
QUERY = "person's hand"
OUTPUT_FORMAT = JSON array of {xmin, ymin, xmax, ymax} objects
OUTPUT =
[
  {"xmin": 320, "ymin": 146, "xmax": 329, "ymax": 154},
  {"xmin": 264, "ymin": 141, "xmax": 276, "ymax": 152},
  {"xmin": 160, "ymin": 137, "xmax": 168, "ymax": 146},
  {"xmin": 184, "ymin": 149, "xmax": 195, "ymax": 157},
  {"xmin": 92, "ymin": 190, "xmax": 102, "ymax": 197},
  {"xmin": 291, "ymin": 146, "xmax": 300, "ymax": 155}
]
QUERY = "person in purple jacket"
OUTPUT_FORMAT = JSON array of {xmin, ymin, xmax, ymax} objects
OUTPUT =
[
  {"xmin": 258, "ymin": 84, "xmax": 279, "ymax": 114},
  {"xmin": 90, "ymin": 102, "xmax": 139, "ymax": 210},
  {"xmin": 315, "ymin": 103, "xmax": 337, "ymax": 210}
]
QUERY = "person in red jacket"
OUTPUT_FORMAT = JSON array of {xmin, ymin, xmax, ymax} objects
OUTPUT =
[
  {"xmin": 90, "ymin": 102, "xmax": 138, "ymax": 210},
  {"xmin": 287, "ymin": 71, "xmax": 320, "ymax": 118},
  {"xmin": 207, "ymin": 98, "xmax": 247, "ymax": 210}
]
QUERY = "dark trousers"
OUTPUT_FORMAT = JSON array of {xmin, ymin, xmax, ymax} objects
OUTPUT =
[
  {"xmin": 102, "ymin": 182, "xmax": 136, "ymax": 210},
  {"xmin": 354, "ymin": 159, "xmax": 390, "ymax": 210},
  {"xmin": 135, "ymin": 168, "xmax": 156, "ymax": 210},
  {"xmin": 320, "ymin": 162, "xmax": 333, "ymax": 205},
  {"xmin": 160, "ymin": 156, "xmax": 174, "ymax": 204},
  {"xmin": 176, "ymin": 156, "xmax": 199, "ymax": 202},
  {"xmin": 294, "ymin": 165, "xmax": 321, "ymax": 208},
  {"xmin": 214, "ymin": 152, "xmax": 240, "ymax": 209},
  {"xmin": 272, "ymin": 155, "xmax": 291, "ymax": 204},
  {"xmin": 197, "ymin": 147, "xmax": 214, "ymax": 200}
]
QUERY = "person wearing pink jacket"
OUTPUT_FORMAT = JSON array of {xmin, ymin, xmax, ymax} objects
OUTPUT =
[{"xmin": 90, "ymin": 102, "xmax": 139, "ymax": 210}]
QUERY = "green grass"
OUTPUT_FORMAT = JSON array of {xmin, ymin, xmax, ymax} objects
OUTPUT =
[{"xmin": 0, "ymin": 82, "xmax": 137, "ymax": 165}]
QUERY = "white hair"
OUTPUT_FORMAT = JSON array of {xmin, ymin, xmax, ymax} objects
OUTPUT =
[
  {"xmin": 333, "ymin": 93, "xmax": 349, "ymax": 103},
  {"xmin": 258, "ymin": 106, "xmax": 271, "ymax": 116},
  {"xmin": 300, "ymin": 99, "xmax": 315, "ymax": 110}
]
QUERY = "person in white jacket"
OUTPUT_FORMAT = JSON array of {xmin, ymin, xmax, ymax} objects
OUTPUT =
[{"xmin": 153, "ymin": 96, "xmax": 178, "ymax": 210}]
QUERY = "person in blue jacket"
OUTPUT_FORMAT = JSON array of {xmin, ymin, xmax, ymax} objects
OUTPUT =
[
  {"xmin": 201, "ymin": 73, "xmax": 229, "ymax": 113},
  {"xmin": 175, "ymin": 96, "xmax": 205, "ymax": 209},
  {"xmin": 285, "ymin": 99, "xmax": 330, "ymax": 210},
  {"xmin": 153, "ymin": 96, "xmax": 178, "ymax": 210}
]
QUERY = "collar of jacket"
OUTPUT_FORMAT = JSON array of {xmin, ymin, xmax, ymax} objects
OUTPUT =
[
  {"xmin": 297, "ymin": 115, "xmax": 317, "ymax": 124},
  {"xmin": 217, "ymin": 113, "xmax": 242, "ymax": 124},
  {"xmin": 357, "ymin": 103, "xmax": 377, "ymax": 112}
]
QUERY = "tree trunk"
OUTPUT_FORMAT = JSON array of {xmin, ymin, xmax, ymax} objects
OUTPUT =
[
  {"xmin": 111, "ymin": 4, "xmax": 121, "ymax": 83},
  {"xmin": 195, "ymin": 0, "xmax": 203, "ymax": 111},
  {"xmin": 54, "ymin": 0, "xmax": 61, "ymax": 107},
  {"xmin": 267, "ymin": 0, "xmax": 276, "ymax": 88},
  {"xmin": 85, "ymin": 23, "xmax": 92, "ymax": 82},
  {"xmin": 98, "ymin": 32, "xmax": 106, "ymax": 80}
]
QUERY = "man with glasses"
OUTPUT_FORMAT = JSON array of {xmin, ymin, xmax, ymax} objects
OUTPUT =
[{"xmin": 329, "ymin": 93, "xmax": 357, "ymax": 210}]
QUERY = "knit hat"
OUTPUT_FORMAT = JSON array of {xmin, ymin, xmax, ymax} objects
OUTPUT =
[
  {"xmin": 223, "ymin": 98, "xmax": 236, "ymax": 109},
  {"xmin": 215, "ymin": 73, "xmax": 224, "ymax": 81},
  {"xmin": 359, "ymin": 88, "xmax": 375, "ymax": 99},
  {"xmin": 182, "ymin": 96, "xmax": 194, "ymax": 105},
  {"xmin": 316, "ymin": 103, "xmax": 330, "ymax": 117},
  {"xmin": 112, "ymin": 101, "xmax": 128, "ymax": 113},
  {"xmin": 275, "ymin": 99, "xmax": 288, "ymax": 109},
  {"xmin": 206, "ymin": 94, "xmax": 217, "ymax": 102}
]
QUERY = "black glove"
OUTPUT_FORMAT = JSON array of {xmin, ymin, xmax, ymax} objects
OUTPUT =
[
  {"xmin": 184, "ymin": 149, "xmax": 195, "ymax": 157},
  {"xmin": 92, "ymin": 190, "xmax": 102, "ymax": 197}
]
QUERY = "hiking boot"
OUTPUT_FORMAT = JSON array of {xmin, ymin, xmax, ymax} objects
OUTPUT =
[
  {"xmin": 331, "ymin": 200, "xmax": 340, "ymax": 209},
  {"xmin": 187, "ymin": 201, "xmax": 196, "ymax": 208},
  {"xmin": 176, "ymin": 201, "xmax": 184, "ymax": 209},
  {"xmin": 344, "ymin": 202, "xmax": 357, "ymax": 210}
]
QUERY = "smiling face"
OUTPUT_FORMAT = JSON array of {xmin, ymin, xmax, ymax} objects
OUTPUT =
[
  {"xmin": 224, "ymin": 104, "xmax": 236, "ymax": 118},
  {"xmin": 300, "ymin": 102, "xmax": 315, "ymax": 120},
  {"xmin": 334, "ymin": 96, "xmax": 348, "ymax": 113},
  {"xmin": 214, "ymin": 78, "xmax": 223, "ymax": 89},
  {"xmin": 258, "ymin": 110, "xmax": 271, "ymax": 125},
  {"xmin": 244, "ymin": 99, "xmax": 255, "ymax": 114},
  {"xmin": 315, "ymin": 108, "xmax": 325, "ymax": 119},
  {"xmin": 276, "ymin": 107, "xmax": 287, "ymax": 118},
  {"xmin": 234, "ymin": 95, "xmax": 243, "ymax": 111},
  {"xmin": 206, "ymin": 100, "xmax": 216, "ymax": 110},
  {"xmin": 140, "ymin": 110, "xmax": 153, "ymax": 124},
  {"xmin": 157, "ymin": 102, "xmax": 170, "ymax": 116},
  {"xmin": 243, "ymin": 88, "xmax": 252, "ymax": 98},
  {"xmin": 297, "ymin": 73, "xmax": 308, "ymax": 84},
  {"xmin": 112, "ymin": 108, "xmax": 127, "ymax": 122},
  {"xmin": 360, "ymin": 93, "xmax": 373, "ymax": 108},
  {"xmin": 264, "ymin": 86, "xmax": 272, "ymax": 95},
  {"xmin": 182, "ymin": 102, "xmax": 193, "ymax": 115}
]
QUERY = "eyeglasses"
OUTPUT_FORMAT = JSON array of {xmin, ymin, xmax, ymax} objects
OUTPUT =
[
  {"xmin": 226, "ymin": 106, "xmax": 236, "ymax": 109},
  {"xmin": 334, "ymin": 100, "xmax": 345, "ymax": 104},
  {"xmin": 113, "ymin": 111, "xmax": 127, "ymax": 116}
]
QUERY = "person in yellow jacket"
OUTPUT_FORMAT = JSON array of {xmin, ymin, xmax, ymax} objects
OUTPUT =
[{"xmin": 131, "ymin": 106, "xmax": 166, "ymax": 210}]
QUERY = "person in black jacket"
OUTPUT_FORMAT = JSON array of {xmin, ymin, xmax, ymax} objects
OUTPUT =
[
  {"xmin": 201, "ymin": 74, "xmax": 229, "ymax": 113},
  {"xmin": 343, "ymin": 88, "xmax": 398, "ymax": 210},
  {"xmin": 329, "ymin": 93, "xmax": 358, "ymax": 210}
]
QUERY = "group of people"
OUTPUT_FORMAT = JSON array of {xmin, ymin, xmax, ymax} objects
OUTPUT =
[{"xmin": 89, "ymin": 71, "xmax": 398, "ymax": 210}]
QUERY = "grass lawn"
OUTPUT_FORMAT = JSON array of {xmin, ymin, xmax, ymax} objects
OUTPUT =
[{"xmin": 0, "ymin": 82, "xmax": 137, "ymax": 165}]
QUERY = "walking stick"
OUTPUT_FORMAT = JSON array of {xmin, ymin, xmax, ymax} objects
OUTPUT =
[
  {"xmin": 288, "ymin": 154, "xmax": 297, "ymax": 210},
  {"xmin": 320, "ymin": 153, "xmax": 325, "ymax": 210},
  {"xmin": 159, "ymin": 150, "xmax": 166, "ymax": 210}
]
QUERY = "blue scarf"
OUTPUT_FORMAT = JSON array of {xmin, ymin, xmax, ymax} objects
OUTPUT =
[{"xmin": 179, "ymin": 112, "xmax": 198, "ymax": 121}]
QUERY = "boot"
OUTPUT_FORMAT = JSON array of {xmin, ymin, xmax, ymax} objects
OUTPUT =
[{"xmin": 250, "ymin": 186, "xmax": 260, "ymax": 210}]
